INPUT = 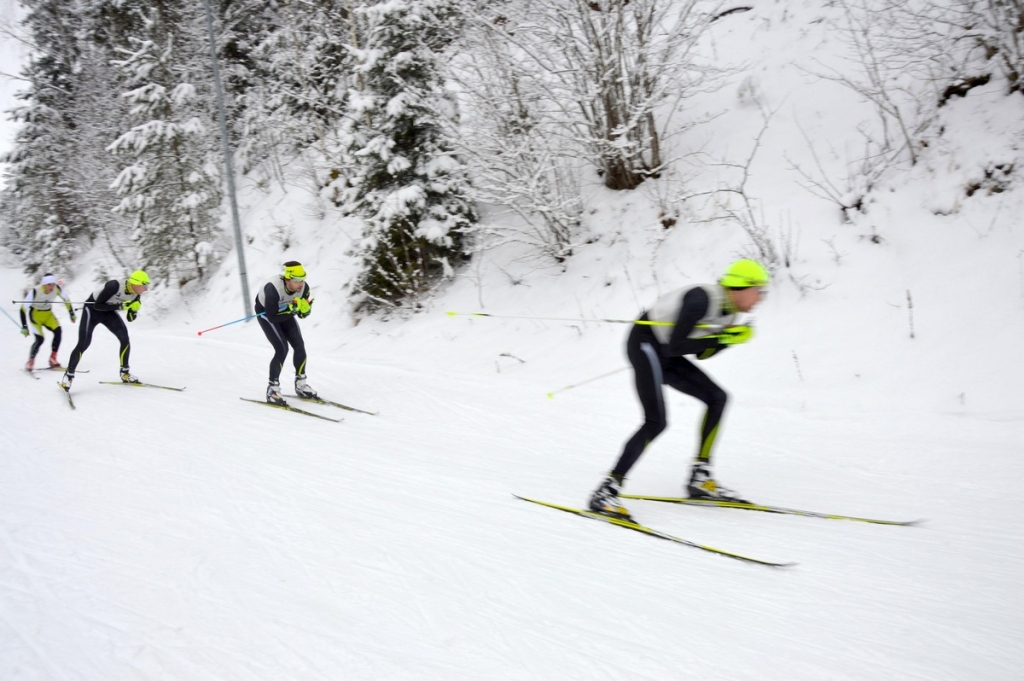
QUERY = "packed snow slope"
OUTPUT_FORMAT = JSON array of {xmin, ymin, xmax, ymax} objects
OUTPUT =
[{"xmin": 2, "ymin": 3, "xmax": 1023, "ymax": 680}]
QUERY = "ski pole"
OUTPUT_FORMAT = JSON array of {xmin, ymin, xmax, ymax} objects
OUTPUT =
[
  {"xmin": 11, "ymin": 300, "xmax": 95, "ymax": 305},
  {"xmin": 197, "ymin": 311, "xmax": 266, "ymax": 336},
  {"xmin": 546, "ymin": 366, "xmax": 630, "ymax": 399},
  {"xmin": 447, "ymin": 311, "xmax": 674, "ymax": 326},
  {"xmin": 1, "ymin": 305, "xmax": 23, "ymax": 330}
]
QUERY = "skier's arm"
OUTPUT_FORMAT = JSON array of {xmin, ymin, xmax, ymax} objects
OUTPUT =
[
  {"xmin": 56, "ymin": 285, "xmax": 73, "ymax": 314},
  {"xmin": 19, "ymin": 288, "xmax": 33, "ymax": 327},
  {"xmin": 92, "ymin": 280, "xmax": 122, "ymax": 311},
  {"xmin": 665, "ymin": 288, "xmax": 722, "ymax": 357}
]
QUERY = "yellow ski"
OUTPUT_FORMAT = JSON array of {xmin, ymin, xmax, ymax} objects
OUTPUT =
[
  {"xmin": 620, "ymin": 495, "xmax": 921, "ymax": 526},
  {"xmin": 515, "ymin": 495, "xmax": 795, "ymax": 568}
]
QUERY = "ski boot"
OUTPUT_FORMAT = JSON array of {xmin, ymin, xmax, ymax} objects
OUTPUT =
[
  {"xmin": 686, "ymin": 462, "xmax": 748, "ymax": 502},
  {"xmin": 60, "ymin": 371, "xmax": 74, "ymax": 391},
  {"xmin": 266, "ymin": 380, "xmax": 287, "ymax": 406},
  {"xmin": 49, "ymin": 351, "xmax": 60, "ymax": 369},
  {"xmin": 294, "ymin": 374, "xmax": 318, "ymax": 399},
  {"xmin": 25, "ymin": 357, "xmax": 35, "ymax": 372},
  {"xmin": 119, "ymin": 367, "xmax": 141, "ymax": 384},
  {"xmin": 587, "ymin": 474, "xmax": 633, "ymax": 521}
]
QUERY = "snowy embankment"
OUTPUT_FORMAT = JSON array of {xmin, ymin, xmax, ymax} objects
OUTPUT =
[{"xmin": 2, "ymin": 3, "xmax": 1024, "ymax": 680}]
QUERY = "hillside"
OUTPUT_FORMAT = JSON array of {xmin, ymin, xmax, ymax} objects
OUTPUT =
[{"xmin": 2, "ymin": 2, "xmax": 1023, "ymax": 680}]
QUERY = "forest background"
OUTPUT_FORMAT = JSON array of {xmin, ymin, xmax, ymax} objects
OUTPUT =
[
  {"xmin": 1, "ymin": 1, "xmax": 1023, "ymax": 679},
  {"xmin": 4, "ymin": 0, "xmax": 1019, "ymax": 314}
]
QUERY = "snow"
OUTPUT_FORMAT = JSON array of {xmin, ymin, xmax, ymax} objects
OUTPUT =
[{"xmin": 2, "ymin": 2, "xmax": 1023, "ymax": 680}]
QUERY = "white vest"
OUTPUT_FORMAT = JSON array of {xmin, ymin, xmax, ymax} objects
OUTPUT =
[
  {"xmin": 647, "ymin": 284, "xmax": 740, "ymax": 345},
  {"xmin": 27, "ymin": 284, "xmax": 64, "ymax": 311},
  {"xmin": 256, "ymin": 277, "xmax": 305, "ymax": 309}
]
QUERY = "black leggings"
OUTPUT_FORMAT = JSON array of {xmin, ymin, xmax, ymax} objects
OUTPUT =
[
  {"xmin": 67, "ymin": 306, "xmax": 130, "ymax": 373},
  {"xmin": 611, "ymin": 325, "xmax": 727, "ymax": 479},
  {"xmin": 258, "ymin": 315, "xmax": 307, "ymax": 382},
  {"xmin": 29, "ymin": 325, "xmax": 62, "ymax": 357}
]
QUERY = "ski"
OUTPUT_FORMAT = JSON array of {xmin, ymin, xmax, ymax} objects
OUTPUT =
[
  {"xmin": 239, "ymin": 397, "xmax": 343, "ymax": 423},
  {"xmin": 282, "ymin": 394, "xmax": 378, "ymax": 415},
  {"xmin": 514, "ymin": 496, "xmax": 794, "ymax": 567},
  {"xmin": 99, "ymin": 381, "xmax": 185, "ymax": 392},
  {"xmin": 619, "ymin": 495, "xmax": 921, "ymax": 526},
  {"xmin": 57, "ymin": 383, "xmax": 75, "ymax": 410},
  {"xmin": 31, "ymin": 366, "xmax": 87, "ymax": 373},
  {"xmin": 25, "ymin": 369, "xmax": 40, "ymax": 380}
]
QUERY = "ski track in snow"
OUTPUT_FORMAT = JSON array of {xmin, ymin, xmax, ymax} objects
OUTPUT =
[
  {"xmin": 3, "ymin": 2, "xmax": 1024, "ymax": 677},
  {"xmin": 2, "ymin": 308, "xmax": 1022, "ymax": 679}
]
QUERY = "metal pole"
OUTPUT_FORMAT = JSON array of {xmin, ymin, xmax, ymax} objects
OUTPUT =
[{"xmin": 202, "ymin": 0, "xmax": 251, "ymax": 319}]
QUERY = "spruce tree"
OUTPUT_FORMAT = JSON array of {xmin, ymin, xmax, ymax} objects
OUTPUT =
[
  {"xmin": 0, "ymin": 0, "xmax": 91, "ymax": 274},
  {"xmin": 107, "ymin": 0, "xmax": 223, "ymax": 285},
  {"xmin": 341, "ymin": 0, "xmax": 477, "ymax": 310}
]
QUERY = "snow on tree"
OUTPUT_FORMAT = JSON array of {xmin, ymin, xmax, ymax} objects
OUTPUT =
[
  {"xmin": 337, "ymin": 0, "xmax": 477, "ymax": 310},
  {"xmin": 107, "ymin": 1, "xmax": 223, "ymax": 285},
  {"xmin": 0, "ymin": 0, "xmax": 92, "ymax": 274}
]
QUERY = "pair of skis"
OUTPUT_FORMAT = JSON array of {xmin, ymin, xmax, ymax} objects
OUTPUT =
[
  {"xmin": 516, "ymin": 494, "xmax": 921, "ymax": 568},
  {"xmin": 27, "ymin": 366, "xmax": 87, "ymax": 380},
  {"xmin": 240, "ymin": 394, "xmax": 378, "ymax": 423},
  {"xmin": 57, "ymin": 378, "xmax": 185, "ymax": 409}
]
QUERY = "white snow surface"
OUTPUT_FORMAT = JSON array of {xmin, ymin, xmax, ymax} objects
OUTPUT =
[{"xmin": 2, "ymin": 3, "xmax": 1024, "ymax": 680}]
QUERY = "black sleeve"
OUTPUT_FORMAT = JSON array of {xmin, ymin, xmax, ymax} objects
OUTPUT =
[
  {"xmin": 92, "ymin": 280, "xmax": 122, "ymax": 311},
  {"xmin": 664, "ymin": 288, "xmax": 723, "ymax": 357},
  {"xmin": 20, "ymin": 289, "xmax": 31, "ymax": 326}
]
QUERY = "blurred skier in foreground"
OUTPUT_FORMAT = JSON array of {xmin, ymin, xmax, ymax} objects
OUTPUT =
[{"xmin": 588, "ymin": 259, "xmax": 770, "ymax": 520}]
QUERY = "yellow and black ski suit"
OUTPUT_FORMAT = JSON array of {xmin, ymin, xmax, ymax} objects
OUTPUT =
[
  {"xmin": 611, "ymin": 284, "xmax": 741, "ymax": 480},
  {"xmin": 255, "ymin": 277, "xmax": 311, "ymax": 383},
  {"xmin": 20, "ymin": 284, "xmax": 73, "ymax": 359},
  {"xmin": 66, "ymin": 279, "xmax": 141, "ymax": 374}
]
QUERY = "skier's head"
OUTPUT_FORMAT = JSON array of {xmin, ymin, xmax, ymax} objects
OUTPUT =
[
  {"xmin": 721, "ymin": 259, "xmax": 769, "ymax": 313},
  {"xmin": 283, "ymin": 262, "xmax": 306, "ymax": 281},
  {"xmin": 127, "ymin": 269, "xmax": 150, "ymax": 294},
  {"xmin": 721, "ymin": 259, "xmax": 770, "ymax": 289},
  {"xmin": 40, "ymin": 273, "xmax": 57, "ymax": 293},
  {"xmin": 282, "ymin": 261, "xmax": 306, "ymax": 293}
]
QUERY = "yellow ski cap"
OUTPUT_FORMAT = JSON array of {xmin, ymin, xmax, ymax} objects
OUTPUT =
[
  {"xmin": 283, "ymin": 262, "xmax": 306, "ymax": 281},
  {"xmin": 128, "ymin": 270, "xmax": 150, "ymax": 286},
  {"xmin": 721, "ymin": 259, "xmax": 769, "ymax": 288}
]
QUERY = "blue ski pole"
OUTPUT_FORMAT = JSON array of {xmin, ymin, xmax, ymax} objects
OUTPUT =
[
  {"xmin": 1, "ymin": 305, "xmax": 24, "ymax": 331},
  {"xmin": 197, "ymin": 311, "xmax": 266, "ymax": 336}
]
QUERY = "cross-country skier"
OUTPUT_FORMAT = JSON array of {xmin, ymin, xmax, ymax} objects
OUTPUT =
[
  {"xmin": 255, "ymin": 261, "xmax": 317, "ymax": 405},
  {"xmin": 588, "ymin": 259, "xmax": 770, "ymax": 520},
  {"xmin": 60, "ymin": 270, "xmax": 150, "ymax": 391},
  {"xmin": 20, "ymin": 273, "xmax": 75, "ymax": 371}
]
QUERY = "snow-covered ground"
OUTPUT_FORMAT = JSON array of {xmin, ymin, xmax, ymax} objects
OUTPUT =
[{"xmin": 2, "ymin": 3, "xmax": 1023, "ymax": 680}]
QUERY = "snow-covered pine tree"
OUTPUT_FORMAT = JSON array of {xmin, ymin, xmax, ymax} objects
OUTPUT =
[
  {"xmin": 0, "ymin": 0, "xmax": 92, "ymax": 274},
  {"xmin": 340, "ymin": 0, "xmax": 477, "ymax": 310},
  {"xmin": 107, "ymin": 0, "xmax": 223, "ymax": 285},
  {"xmin": 215, "ymin": 0, "xmax": 359, "ymax": 208}
]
